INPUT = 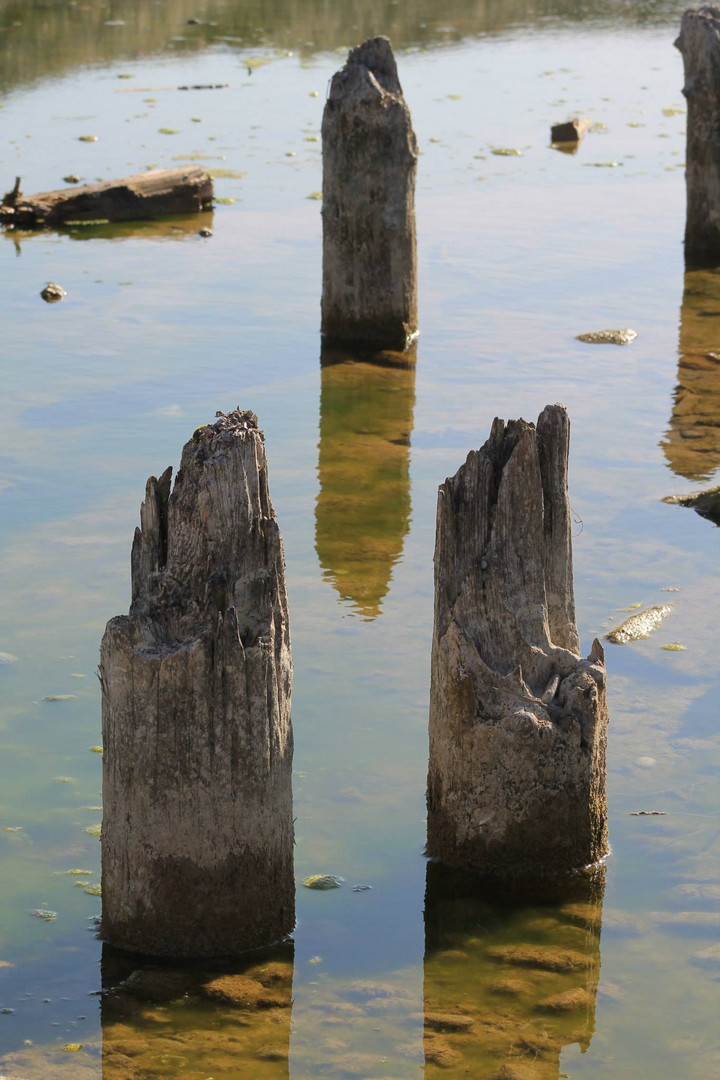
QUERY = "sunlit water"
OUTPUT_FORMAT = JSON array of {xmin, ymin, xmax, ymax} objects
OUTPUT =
[{"xmin": 0, "ymin": 1, "xmax": 718, "ymax": 1078}]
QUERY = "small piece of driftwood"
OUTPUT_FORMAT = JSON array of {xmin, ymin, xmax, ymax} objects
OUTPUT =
[
  {"xmin": 0, "ymin": 167, "xmax": 213, "ymax": 228},
  {"xmin": 551, "ymin": 117, "xmax": 591, "ymax": 143}
]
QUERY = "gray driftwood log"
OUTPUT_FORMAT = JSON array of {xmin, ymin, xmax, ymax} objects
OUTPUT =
[
  {"xmin": 100, "ymin": 409, "xmax": 294, "ymax": 957},
  {"xmin": 321, "ymin": 37, "xmax": 418, "ymax": 352},
  {"xmin": 427, "ymin": 405, "xmax": 609, "ymax": 877},
  {"xmin": 676, "ymin": 7, "xmax": 720, "ymax": 265},
  {"xmin": 0, "ymin": 167, "xmax": 213, "ymax": 228}
]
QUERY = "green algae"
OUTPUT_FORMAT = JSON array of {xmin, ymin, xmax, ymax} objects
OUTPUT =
[{"xmin": 303, "ymin": 874, "xmax": 343, "ymax": 889}]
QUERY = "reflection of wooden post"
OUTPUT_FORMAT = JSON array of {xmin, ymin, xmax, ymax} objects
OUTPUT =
[
  {"xmin": 315, "ymin": 349, "xmax": 416, "ymax": 618},
  {"xmin": 661, "ymin": 268, "xmax": 720, "ymax": 481},
  {"xmin": 423, "ymin": 862, "xmax": 604, "ymax": 1078},
  {"xmin": 676, "ymin": 9, "xmax": 720, "ymax": 265},
  {"xmin": 101, "ymin": 409, "xmax": 294, "ymax": 957},
  {"xmin": 428, "ymin": 405, "xmax": 608, "ymax": 876},
  {"xmin": 101, "ymin": 941, "xmax": 294, "ymax": 1077},
  {"xmin": 321, "ymin": 37, "xmax": 418, "ymax": 351}
]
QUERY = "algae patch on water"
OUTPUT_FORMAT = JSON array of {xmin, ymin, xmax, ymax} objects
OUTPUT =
[
  {"xmin": 303, "ymin": 874, "xmax": 343, "ymax": 890},
  {"xmin": 606, "ymin": 605, "xmax": 672, "ymax": 644},
  {"xmin": 577, "ymin": 328, "xmax": 637, "ymax": 345}
]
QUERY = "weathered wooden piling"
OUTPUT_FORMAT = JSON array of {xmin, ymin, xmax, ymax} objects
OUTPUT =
[
  {"xmin": 100, "ymin": 409, "xmax": 294, "ymax": 957},
  {"xmin": 427, "ymin": 405, "xmax": 608, "ymax": 877},
  {"xmin": 321, "ymin": 36, "xmax": 418, "ymax": 352},
  {"xmin": 676, "ymin": 7, "xmax": 720, "ymax": 265}
]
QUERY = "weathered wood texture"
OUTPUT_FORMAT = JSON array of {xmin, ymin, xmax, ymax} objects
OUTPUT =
[
  {"xmin": 100, "ymin": 409, "xmax": 294, "ymax": 957},
  {"xmin": 321, "ymin": 36, "xmax": 418, "ymax": 352},
  {"xmin": 0, "ymin": 167, "xmax": 213, "ymax": 228},
  {"xmin": 427, "ymin": 405, "xmax": 609, "ymax": 877},
  {"xmin": 676, "ymin": 8, "xmax": 720, "ymax": 265}
]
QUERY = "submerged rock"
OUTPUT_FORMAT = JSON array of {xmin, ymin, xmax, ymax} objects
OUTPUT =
[
  {"xmin": 40, "ymin": 282, "xmax": 66, "ymax": 303},
  {"xmin": 535, "ymin": 986, "xmax": 594, "ymax": 1012},
  {"xmin": 663, "ymin": 485, "xmax": 720, "ymax": 525},
  {"xmin": 424, "ymin": 1011, "xmax": 475, "ymax": 1032},
  {"xmin": 487, "ymin": 945, "xmax": 589, "ymax": 972},
  {"xmin": 116, "ymin": 968, "xmax": 193, "ymax": 1002},
  {"xmin": 605, "ymin": 605, "xmax": 672, "ymax": 644},
  {"xmin": 201, "ymin": 973, "xmax": 290, "ymax": 1008},
  {"xmin": 576, "ymin": 328, "xmax": 637, "ymax": 345},
  {"xmin": 303, "ymin": 874, "xmax": 343, "ymax": 890}
]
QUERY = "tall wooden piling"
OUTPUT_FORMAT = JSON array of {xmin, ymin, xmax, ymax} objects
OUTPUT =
[
  {"xmin": 321, "ymin": 36, "xmax": 418, "ymax": 352},
  {"xmin": 100, "ymin": 409, "xmax": 294, "ymax": 957},
  {"xmin": 427, "ymin": 405, "xmax": 608, "ymax": 877},
  {"xmin": 676, "ymin": 7, "xmax": 720, "ymax": 265}
]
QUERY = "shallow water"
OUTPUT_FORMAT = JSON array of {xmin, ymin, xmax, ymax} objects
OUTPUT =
[{"xmin": 1, "ymin": 1, "xmax": 718, "ymax": 1077}]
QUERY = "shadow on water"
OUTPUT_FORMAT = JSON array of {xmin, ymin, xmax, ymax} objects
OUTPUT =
[
  {"xmin": 100, "ymin": 940, "xmax": 294, "ymax": 1079},
  {"xmin": 315, "ymin": 344, "xmax": 416, "ymax": 620},
  {"xmin": 661, "ymin": 268, "xmax": 720, "ymax": 483},
  {"xmin": 423, "ymin": 862, "xmax": 605, "ymax": 1079}
]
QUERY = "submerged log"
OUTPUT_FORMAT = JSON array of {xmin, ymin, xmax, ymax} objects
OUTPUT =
[
  {"xmin": 0, "ymin": 167, "xmax": 213, "ymax": 228},
  {"xmin": 676, "ymin": 8, "xmax": 720, "ymax": 265},
  {"xmin": 427, "ymin": 405, "xmax": 608, "ymax": 877},
  {"xmin": 100, "ymin": 409, "xmax": 294, "ymax": 957},
  {"xmin": 321, "ymin": 36, "xmax": 418, "ymax": 352}
]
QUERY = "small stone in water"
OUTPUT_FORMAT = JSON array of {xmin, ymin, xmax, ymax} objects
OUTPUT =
[
  {"xmin": 199, "ymin": 227, "xmax": 212, "ymax": 237},
  {"xmin": 78, "ymin": 135, "xmax": 98, "ymax": 142},
  {"xmin": 576, "ymin": 328, "xmax": 637, "ymax": 345},
  {"xmin": 492, "ymin": 147, "xmax": 522, "ymax": 156},
  {"xmin": 661, "ymin": 642, "xmax": 686, "ymax": 651},
  {"xmin": 63, "ymin": 174, "xmax": 81, "ymax": 183},
  {"xmin": 30, "ymin": 909, "xmax": 57, "ymax": 921},
  {"xmin": 605, "ymin": 605, "xmax": 672, "ymax": 644},
  {"xmin": 303, "ymin": 874, "xmax": 343, "ymax": 890},
  {"xmin": 40, "ymin": 285, "xmax": 66, "ymax": 304},
  {"xmin": 352, "ymin": 884, "xmax": 372, "ymax": 892},
  {"xmin": 62, "ymin": 1043, "xmax": 83, "ymax": 1051}
]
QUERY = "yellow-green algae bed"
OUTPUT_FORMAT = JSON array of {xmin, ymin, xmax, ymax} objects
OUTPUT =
[{"xmin": 0, "ymin": 1, "xmax": 718, "ymax": 1078}]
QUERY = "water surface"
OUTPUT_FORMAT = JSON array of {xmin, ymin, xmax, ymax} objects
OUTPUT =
[{"xmin": 0, "ymin": 1, "xmax": 718, "ymax": 1077}]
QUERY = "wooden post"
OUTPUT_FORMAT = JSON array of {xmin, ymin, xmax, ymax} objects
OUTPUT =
[
  {"xmin": 0, "ymin": 167, "xmax": 213, "ymax": 228},
  {"xmin": 321, "ymin": 37, "xmax": 418, "ymax": 352},
  {"xmin": 427, "ymin": 405, "xmax": 608, "ymax": 877},
  {"xmin": 100, "ymin": 409, "xmax": 294, "ymax": 957},
  {"xmin": 676, "ymin": 8, "xmax": 720, "ymax": 265}
]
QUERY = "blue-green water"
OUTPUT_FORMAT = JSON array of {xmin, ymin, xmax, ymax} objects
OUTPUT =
[{"xmin": 0, "ymin": 2, "xmax": 718, "ymax": 1077}]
